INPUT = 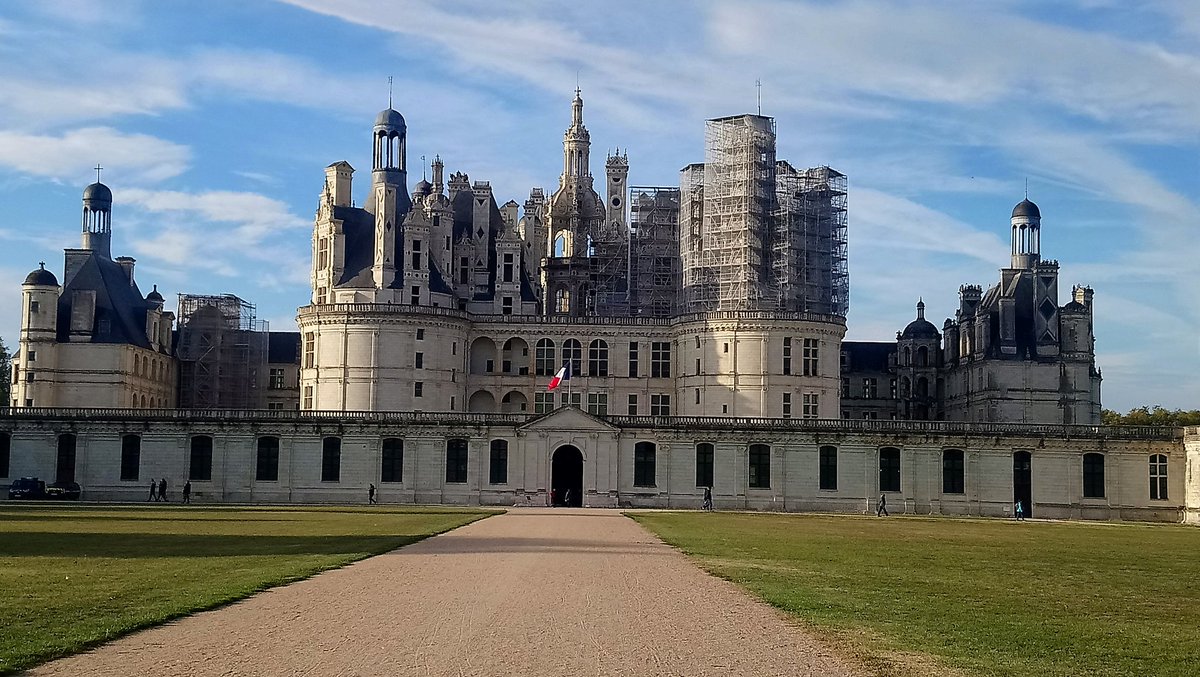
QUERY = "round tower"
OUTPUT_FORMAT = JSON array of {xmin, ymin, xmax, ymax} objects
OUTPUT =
[
  {"xmin": 1010, "ymin": 198, "xmax": 1041, "ymax": 269},
  {"xmin": 18, "ymin": 263, "xmax": 61, "ymax": 407},
  {"xmin": 81, "ymin": 180, "xmax": 113, "ymax": 258}
]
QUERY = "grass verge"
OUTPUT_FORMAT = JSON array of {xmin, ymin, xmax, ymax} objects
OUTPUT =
[
  {"xmin": 631, "ymin": 512, "xmax": 1200, "ymax": 677},
  {"xmin": 0, "ymin": 504, "xmax": 493, "ymax": 674}
]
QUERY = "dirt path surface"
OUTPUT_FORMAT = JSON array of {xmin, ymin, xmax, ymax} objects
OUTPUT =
[{"xmin": 29, "ymin": 509, "xmax": 863, "ymax": 677}]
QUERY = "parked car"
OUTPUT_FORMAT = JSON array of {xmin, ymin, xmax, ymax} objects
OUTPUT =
[
  {"xmin": 8, "ymin": 477, "xmax": 47, "ymax": 500},
  {"xmin": 45, "ymin": 481, "xmax": 82, "ymax": 501}
]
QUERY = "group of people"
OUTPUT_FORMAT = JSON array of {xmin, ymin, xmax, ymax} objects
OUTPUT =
[
  {"xmin": 148, "ymin": 478, "xmax": 192, "ymax": 504},
  {"xmin": 874, "ymin": 493, "xmax": 1028, "ymax": 520},
  {"xmin": 547, "ymin": 488, "xmax": 574, "ymax": 507}
]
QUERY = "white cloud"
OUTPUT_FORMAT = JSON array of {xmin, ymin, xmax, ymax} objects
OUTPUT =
[{"xmin": 0, "ymin": 127, "xmax": 190, "ymax": 183}]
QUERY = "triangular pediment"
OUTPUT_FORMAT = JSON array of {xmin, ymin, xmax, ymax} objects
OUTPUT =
[{"xmin": 518, "ymin": 406, "xmax": 620, "ymax": 432}]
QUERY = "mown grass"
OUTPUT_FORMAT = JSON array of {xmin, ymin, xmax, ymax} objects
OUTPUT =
[
  {"xmin": 0, "ymin": 504, "xmax": 493, "ymax": 674},
  {"xmin": 631, "ymin": 512, "xmax": 1200, "ymax": 677}
]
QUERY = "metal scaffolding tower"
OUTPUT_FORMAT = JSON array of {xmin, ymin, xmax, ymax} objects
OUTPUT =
[
  {"xmin": 629, "ymin": 186, "xmax": 681, "ymax": 317},
  {"xmin": 176, "ymin": 294, "xmax": 267, "ymax": 410},
  {"xmin": 682, "ymin": 115, "xmax": 777, "ymax": 311},
  {"xmin": 772, "ymin": 164, "xmax": 849, "ymax": 316}
]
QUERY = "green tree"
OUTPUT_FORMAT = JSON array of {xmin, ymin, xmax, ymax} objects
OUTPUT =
[{"xmin": 1102, "ymin": 406, "xmax": 1200, "ymax": 427}]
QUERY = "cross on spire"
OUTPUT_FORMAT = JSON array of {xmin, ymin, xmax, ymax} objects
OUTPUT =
[{"xmin": 94, "ymin": 164, "xmax": 103, "ymax": 183}]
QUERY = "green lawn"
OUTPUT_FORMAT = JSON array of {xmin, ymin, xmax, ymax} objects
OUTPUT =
[
  {"xmin": 0, "ymin": 504, "xmax": 493, "ymax": 675},
  {"xmin": 631, "ymin": 512, "xmax": 1200, "ymax": 677}
]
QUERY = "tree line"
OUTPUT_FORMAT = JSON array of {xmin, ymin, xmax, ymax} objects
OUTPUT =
[{"xmin": 1101, "ymin": 406, "xmax": 1200, "ymax": 427}]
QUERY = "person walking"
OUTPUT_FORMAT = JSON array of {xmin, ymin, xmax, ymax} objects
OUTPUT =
[
  {"xmin": 182, "ymin": 481, "xmax": 192, "ymax": 505},
  {"xmin": 368, "ymin": 483, "xmax": 377, "ymax": 505},
  {"xmin": 876, "ymin": 493, "xmax": 889, "ymax": 517},
  {"xmin": 703, "ymin": 486, "xmax": 713, "ymax": 511},
  {"xmin": 564, "ymin": 488, "xmax": 573, "ymax": 507},
  {"xmin": 158, "ymin": 478, "xmax": 168, "ymax": 503},
  {"xmin": 148, "ymin": 480, "xmax": 157, "ymax": 502},
  {"xmin": 1015, "ymin": 500, "xmax": 1025, "ymax": 521}
]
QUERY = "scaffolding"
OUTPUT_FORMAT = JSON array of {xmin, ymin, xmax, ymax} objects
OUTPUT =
[
  {"xmin": 176, "ymin": 294, "xmax": 267, "ymax": 410},
  {"xmin": 683, "ymin": 115, "xmax": 777, "ymax": 311},
  {"xmin": 629, "ymin": 186, "xmax": 681, "ymax": 317},
  {"xmin": 772, "ymin": 164, "xmax": 849, "ymax": 316}
]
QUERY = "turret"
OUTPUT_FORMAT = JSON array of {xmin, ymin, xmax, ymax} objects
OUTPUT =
[
  {"xmin": 324, "ymin": 161, "xmax": 353, "ymax": 208},
  {"xmin": 81, "ymin": 179, "xmax": 113, "ymax": 258},
  {"xmin": 1010, "ymin": 198, "xmax": 1041, "ymax": 269}
]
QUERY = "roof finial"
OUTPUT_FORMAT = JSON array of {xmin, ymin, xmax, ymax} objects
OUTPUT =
[
  {"xmin": 94, "ymin": 163, "xmax": 103, "ymax": 184},
  {"xmin": 917, "ymin": 297, "xmax": 925, "ymax": 319},
  {"xmin": 39, "ymin": 261, "xmax": 46, "ymax": 269},
  {"xmin": 388, "ymin": 75, "xmax": 393, "ymax": 109},
  {"xmin": 1025, "ymin": 177, "xmax": 1028, "ymax": 199},
  {"xmin": 421, "ymin": 154, "xmax": 427, "ymax": 180},
  {"xmin": 756, "ymin": 79, "xmax": 762, "ymax": 115}
]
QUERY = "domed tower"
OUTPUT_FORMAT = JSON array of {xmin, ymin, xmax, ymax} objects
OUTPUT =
[
  {"xmin": 1010, "ymin": 198, "xmax": 1040, "ymax": 269},
  {"xmin": 16, "ymin": 263, "xmax": 61, "ymax": 407},
  {"xmin": 81, "ymin": 180, "xmax": 113, "ymax": 258},
  {"xmin": 369, "ymin": 107, "xmax": 413, "ymax": 291},
  {"xmin": 897, "ymin": 300, "xmax": 943, "ymax": 420}
]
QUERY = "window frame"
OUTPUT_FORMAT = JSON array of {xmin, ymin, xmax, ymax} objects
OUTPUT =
[
  {"xmin": 1149, "ymin": 454, "xmax": 1168, "ymax": 501},
  {"xmin": 489, "ymin": 439, "xmax": 508, "ymax": 485},
  {"xmin": 381, "ymin": 438, "xmax": 404, "ymax": 483},
  {"xmin": 1083, "ymin": 452, "xmax": 1105, "ymax": 499},
  {"xmin": 588, "ymin": 339, "xmax": 609, "ymax": 377},
  {"xmin": 695, "ymin": 442, "xmax": 714, "ymax": 488},
  {"xmin": 879, "ymin": 447, "xmax": 901, "ymax": 493},
  {"xmin": 256, "ymin": 436, "xmax": 280, "ymax": 482},
  {"xmin": 942, "ymin": 449, "xmax": 965, "ymax": 494},
  {"xmin": 748, "ymin": 444, "xmax": 771, "ymax": 489},
  {"xmin": 120, "ymin": 434, "xmax": 141, "ymax": 482},
  {"xmin": 633, "ymin": 441, "xmax": 657, "ymax": 487},
  {"xmin": 189, "ymin": 435, "xmax": 213, "ymax": 482},
  {"xmin": 321, "ymin": 437, "xmax": 341, "ymax": 483},
  {"xmin": 446, "ymin": 438, "xmax": 469, "ymax": 484},
  {"xmin": 819, "ymin": 445, "xmax": 837, "ymax": 491}
]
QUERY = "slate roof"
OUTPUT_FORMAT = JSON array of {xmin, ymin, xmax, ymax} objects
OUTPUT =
[
  {"xmin": 57, "ymin": 252, "xmax": 152, "ymax": 348},
  {"xmin": 267, "ymin": 331, "xmax": 301, "ymax": 364},
  {"xmin": 842, "ymin": 341, "xmax": 894, "ymax": 372}
]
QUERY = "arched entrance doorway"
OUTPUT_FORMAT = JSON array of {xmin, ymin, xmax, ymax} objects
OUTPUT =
[
  {"xmin": 1013, "ymin": 451, "xmax": 1033, "ymax": 518},
  {"xmin": 551, "ymin": 445, "xmax": 584, "ymax": 507}
]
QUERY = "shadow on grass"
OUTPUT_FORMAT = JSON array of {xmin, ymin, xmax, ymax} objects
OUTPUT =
[{"xmin": 3, "ymin": 532, "xmax": 430, "ymax": 558}]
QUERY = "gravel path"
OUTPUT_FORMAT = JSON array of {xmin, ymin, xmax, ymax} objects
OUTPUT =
[{"xmin": 29, "ymin": 508, "xmax": 863, "ymax": 676}]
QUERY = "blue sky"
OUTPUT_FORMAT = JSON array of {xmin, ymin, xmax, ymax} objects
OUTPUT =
[{"xmin": 1, "ymin": 0, "xmax": 1197, "ymax": 412}]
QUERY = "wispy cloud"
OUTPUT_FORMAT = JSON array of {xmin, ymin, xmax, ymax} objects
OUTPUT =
[{"xmin": 0, "ymin": 127, "xmax": 190, "ymax": 183}]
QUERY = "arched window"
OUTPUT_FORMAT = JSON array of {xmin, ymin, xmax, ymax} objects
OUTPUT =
[
  {"xmin": 446, "ymin": 438, "xmax": 468, "ymax": 484},
  {"xmin": 1149, "ymin": 454, "xmax": 1167, "ymax": 500},
  {"xmin": 633, "ymin": 441, "xmax": 656, "ymax": 487},
  {"xmin": 381, "ymin": 438, "xmax": 404, "ymax": 483},
  {"xmin": 189, "ymin": 435, "xmax": 213, "ymax": 481},
  {"xmin": 535, "ymin": 339, "xmax": 556, "ymax": 376},
  {"xmin": 256, "ymin": 437, "xmax": 280, "ymax": 482},
  {"xmin": 819, "ymin": 445, "xmax": 837, "ymax": 491},
  {"xmin": 879, "ymin": 447, "xmax": 901, "ymax": 492},
  {"xmin": 1083, "ymin": 453, "xmax": 1104, "ymax": 498},
  {"xmin": 563, "ymin": 339, "xmax": 582, "ymax": 377},
  {"xmin": 555, "ymin": 289, "xmax": 571, "ymax": 314},
  {"xmin": 56, "ymin": 434, "xmax": 76, "ymax": 484},
  {"xmin": 916, "ymin": 377, "xmax": 929, "ymax": 398},
  {"xmin": 748, "ymin": 444, "xmax": 771, "ymax": 489},
  {"xmin": 917, "ymin": 346, "xmax": 928, "ymax": 366},
  {"xmin": 942, "ymin": 449, "xmax": 964, "ymax": 494},
  {"xmin": 120, "ymin": 434, "xmax": 141, "ymax": 482},
  {"xmin": 588, "ymin": 339, "xmax": 609, "ymax": 377},
  {"xmin": 903, "ymin": 347, "xmax": 911, "ymax": 366},
  {"xmin": 321, "ymin": 437, "xmax": 341, "ymax": 482},
  {"xmin": 695, "ymin": 443, "xmax": 714, "ymax": 488},
  {"xmin": 489, "ymin": 439, "xmax": 508, "ymax": 485}
]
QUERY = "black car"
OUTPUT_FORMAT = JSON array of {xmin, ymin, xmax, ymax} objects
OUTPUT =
[
  {"xmin": 45, "ymin": 481, "xmax": 82, "ymax": 501},
  {"xmin": 8, "ymin": 477, "xmax": 47, "ymax": 500}
]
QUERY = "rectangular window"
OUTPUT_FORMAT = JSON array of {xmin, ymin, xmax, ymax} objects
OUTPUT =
[
  {"xmin": 748, "ymin": 444, "xmax": 771, "ymax": 489},
  {"xmin": 782, "ymin": 337, "xmax": 792, "ymax": 375},
  {"xmin": 267, "ymin": 402, "xmax": 284, "ymax": 410},
  {"xmin": 890, "ymin": 379, "xmax": 898, "ymax": 399},
  {"xmin": 269, "ymin": 368, "xmax": 285, "ymax": 389},
  {"xmin": 803, "ymin": 338, "xmax": 819, "ymax": 376},
  {"xmin": 628, "ymin": 341, "xmax": 639, "ymax": 377},
  {"xmin": 1083, "ymin": 453, "xmax": 1105, "ymax": 498},
  {"xmin": 120, "ymin": 434, "xmax": 140, "ymax": 482},
  {"xmin": 381, "ymin": 438, "xmax": 404, "ymax": 483},
  {"xmin": 0, "ymin": 433, "xmax": 9, "ymax": 478},
  {"xmin": 303, "ymin": 385, "xmax": 313, "ymax": 409},
  {"xmin": 819, "ymin": 446, "xmax": 837, "ymax": 491},
  {"xmin": 459, "ymin": 257, "xmax": 469, "ymax": 284},
  {"xmin": 589, "ymin": 340, "xmax": 609, "ymax": 377},
  {"xmin": 411, "ymin": 285, "xmax": 420, "ymax": 305},
  {"xmin": 880, "ymin": 448, "xmax": 901, "ymax": 492},
  {"xmin": 634, "ymin": 442, "xmax": 656, "ymax": 487},
  {"xmin": 782, "ymin": 392, "xmax": 791, "ymax": 418},
  {"xmin": 535, "ymin": 392, "xmax": 554, "ymax": 414},
  {"xmin": 27, "ymin": 351, "xmax": 35, "ymax": 362},
  {"xmin": 414, "ymin": 382, "xmax": 423, "ymax": 398},
  {"xmin": 411, "ymin": 240, "xmax": 422, "ymax": 270},
  {"xmin": 256, "ymin": 437, "xmax": 280, "ymax": 482},
  {"xmin": 303, "ymin": 332, "xmax": 315, "ymax": 368},
  {"xmin": 446, "ymin": 439, "xmax": 468, "ymax": 483},
  {"xmin": 802, "ymin": 393, "xmax": 819, "ymax": 419},
  {"xmin": 321, "ymin": 437, "xmax": 341, "ymax": 482},
  {"xmin": 695, "ymin": 443, "xmax": 714, "ymax": 488},
  {"xmin": 503, "ymin": 253, "xmax": 514, "ymax": 283},
  {"xmin": 416, "ymin": 328, "xmax": 425, "ymax": 340},
  {"xmin": 25, "ymin": 371, "xmax": 33, "ymax": 382},
  {"xmin": 627, "ymin": 393, "xmax": 638, "ymax": 415},
  {"xmin": 651, "ymin": 342, "xmax": 671, "ymax": 378},
  {"xmin": 189, "ymin": 436, "xmax": 213, "ymax": 481},
  {"xmin": 317, "ymin": 237, "xmax": 329, "ymax": 268},
  {"xmin": 489, "ymin": 440, "xmax": 508, "ymax": 485},
  {"xmin": 29, "ymin": 300, "xmax": 39, "ymax": 313},
  {"xmin": 942, "ymin": 449, "xmax": 965, "ymax": 494},
  {"xmin": 1150, "ymin": 454, "xmax": 1168, "ymax": 500},
  {"xmin": 650, "ymin": 393, "xmax": 671, "ymax": 416},
  {"xmin": 502, "ymin": 297, "xmax": 513, "ymax": 315},
  {"xmin": 842, "ymin": 377, "xmax": 850, "ymax": 397},
  {"xmin": 586, "ymin": 392, "xmax": 608, "ymax": 416},
  {"xmin": 863, "ymin": 378, "xmax": 878, "ymax": 399},
  {"xmin": 723, "ymin": 342, "xmax": 729, "ymax": 353},
  {"xmin": 559, "ymin": 392, "xmax": 581, "ymax": 408},
  {"xmin": 415, "ymin": 352, "xmax": 424, "ymax": 369}
]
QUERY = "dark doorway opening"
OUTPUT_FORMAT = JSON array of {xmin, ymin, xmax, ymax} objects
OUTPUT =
[
  {"xmin": 551, "ymin": 445, "xmax": 583, "ymax": 507},
  {"xmin": 57, "ymin": 434, "xmax": 77, "ymax": 485},
  {"xmin": 1013, "ymin": 451, "xmax": 1032, "ymax": 518}
]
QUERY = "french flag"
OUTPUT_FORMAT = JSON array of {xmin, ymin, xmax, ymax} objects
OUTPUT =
[{"xmin": 547, "ymin": 361, "xmax": 571, "ymax": 391}]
